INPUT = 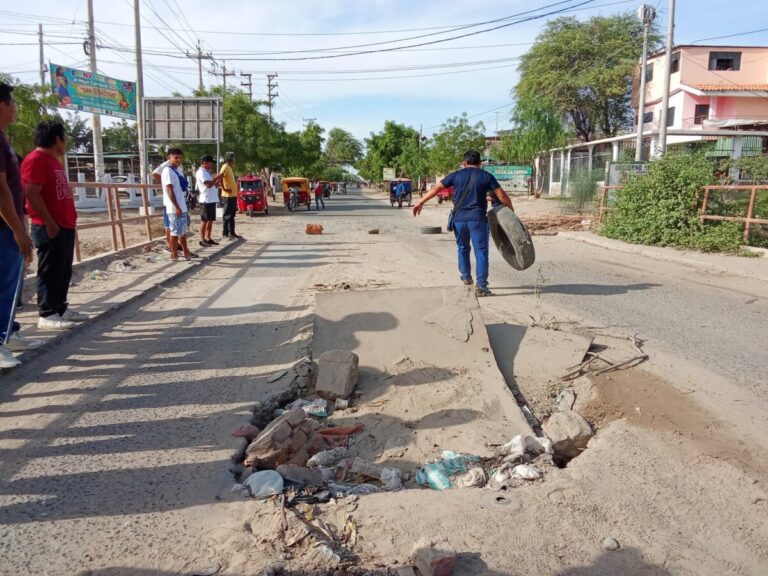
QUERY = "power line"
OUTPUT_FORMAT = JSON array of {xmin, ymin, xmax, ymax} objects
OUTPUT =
[{"xmin": 689, "ymin": 27, "xmax": 768, "ymax": 45}]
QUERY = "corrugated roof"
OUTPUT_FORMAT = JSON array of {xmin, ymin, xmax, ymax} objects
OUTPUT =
[{"xmin": 692, "ymin": 83, "xmax": 768, "ymax": 92}]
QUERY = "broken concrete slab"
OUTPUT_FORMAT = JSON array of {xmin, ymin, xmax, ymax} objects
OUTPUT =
[
  {"xmin": 244, "ymin": 408, "xmax": 330, "ymax": 468},
  {"xmin": 411, "ymin": 538, "xmax": 457, "ymax": 576},
  {"xmin": 316, "ymin": 350, "xmax": 359, "ymax": 399},
  {"xmin": 542, "ymin": 410, "xmax": 594, "ymax": 459}
]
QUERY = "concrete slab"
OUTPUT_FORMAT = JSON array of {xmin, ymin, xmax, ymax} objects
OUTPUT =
[
  {"xmin": 313, "ymin": 286, "xmax": 533, "ymax": 461},
  {"xmin": 512, "ymin": 326, "xmax": 593, "ymax": 385}
]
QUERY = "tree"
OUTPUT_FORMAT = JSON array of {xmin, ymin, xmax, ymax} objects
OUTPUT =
[
  {"xmin": 0, "ymin": 75, "xmax": 60, "ymax": 155},
  {"xmin": 428, "ymin": 113, "xmax": 486, "ymax": 175},
  {"xmin": 516, "ymin": 14, "xmax": 654, "ymax": 142},
  {"xmin": 64, "ymin": 113, "xmax": 93, "ymax": 153},
  {"xmin": 324, "ymin": 128, "xmax": 362, "ymax": 166},
  {"xmin": 358, "ymin": 121, "xmax": 419, "ymax": 181},
  {"xmin": 102, "ymin": 119, "xmax": 138, "ymax": 152},
  {"xmin": 397, "ymin": 136, "xmax": 430, "ymax": 182}
]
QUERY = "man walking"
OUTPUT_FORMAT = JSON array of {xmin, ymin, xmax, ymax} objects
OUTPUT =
[
  {"xmin": 196, "ymin": 154, "xmax": 222, "ymax": 247},
  {"xmin": 219, "ymin": 152, "xmax": 241, "ymax": 239},
  {"xmin": 22, "ymin": 121, "xmax": 88, "ymax": 329},
  {"xmin": 0, "ymin": 82, "xmax": 41, "ymax": 367},
  {"xmin": 313, "ymin": 180, "xmax": 325, "ymax": 210},
  {"xmin": 161, "ymin": 148, "xmax": 196, "ymax": 261},
  {"xmin": 413, "ymin": 149, "xmax": 513, "ymax": 297}
]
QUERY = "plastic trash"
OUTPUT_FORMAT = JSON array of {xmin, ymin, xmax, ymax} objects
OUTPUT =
[
  {"xmin": 455, "ymin": 467, "xmax": 487, "ymax": 488},
  {"xmin": 487, "ymin": 464, "xmax": 515, "ymax": 491},
  {"xmin": 380, "ymin": 467, "xmax": 403, "ymax": 491},
  {"xmin": 307, "ymin": 447, "xmax": 349, "ymax": 468},
  {"xmin": 512, "ymin": 464, "xmax": 543, "ymax": 480},
  {"xmin": 328, "ymin": 482, "xmax": 380, "ymax": 496},
  {"xmin": 317, "ymin": 424, "xmax": 365, "ymax": 437},
  {"xmin": 287, "ymin": 398, "xmax": 328, "ymax": 418},
  {"xmin": 230, "ymin": 483, "xmax": 250, "ymax": 496},
  {"xmin": 500, "ymin": 434, "xmax": 553, "ymax": 463},
  {"xmin": 243, "ymin": 470, "xmax": 284, "ymax": 499},
  {"xmin": 231, "ymin": 424, "xmax": 260, "ymax": 440},
  {"xmin": 415, "ymin": 451, "xmax": 480, "ymax": 490}
]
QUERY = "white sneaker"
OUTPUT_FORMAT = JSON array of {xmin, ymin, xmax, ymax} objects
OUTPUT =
[
  {"xmin": 6, "ymin": 333, "xmax": 44, "ymax": 351},
  {"xmin": 61, "ymin": 308, "xmax": 89, "ymax": 322},
  {"xmin": 0, "ymin": 344, "xmax": 21, "ymax": 368},
  {"xmin": 38, "ymin": 314, "xmax": 76, "ymax": 330}
]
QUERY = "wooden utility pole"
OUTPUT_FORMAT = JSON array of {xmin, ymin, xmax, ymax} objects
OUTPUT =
[
  {"xmin": 213, "ymin": 61, "xmax": 235, "ymax": 88},
  {"xmin": 186, "ymin": 40, "xmax": 213, "ymax": 92},
  {"xmin": 267, "ymin": 74, "xmax": 278, "ymax": 122},
  {"xmin": 38, "ymin": 24, "xmax": 46, "ymax": 86},
  {"xmin": 87, "ymin": 0, "xmax": 105, "ymax": 181},
  {"xmin": 240, "ymin": 72, "xmax": 253, "ymax": 100},
  {"xmin": 134, "ymin": 0, "xmax": 147, "ymax": 184}
]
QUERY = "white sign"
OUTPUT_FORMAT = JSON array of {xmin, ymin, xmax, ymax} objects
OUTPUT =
[
  {"xmin": 382, "ymin": 167, "xmax": 396, "ymax": 180},
  {"xmin": 144, "ymin": 97, "xmax": 222, "ymax": 142}
]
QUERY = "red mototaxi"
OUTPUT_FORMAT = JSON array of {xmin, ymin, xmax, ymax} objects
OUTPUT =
[
  {"xmin": 237, "ymin": 175, "xmax": 269, "ymax": 216},
  {"xmin": 437, "ymin": 186, "xmax": 454, "ymax": 204}
]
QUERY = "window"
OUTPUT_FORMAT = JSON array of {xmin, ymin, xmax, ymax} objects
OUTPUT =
[
  {"xmin": 670, "ymin": 51, "xmax": 681, "ymax": 74},
  {"xmin": 642, "ymin": 111, "xmax": 654, "ymax": 124},
  {"xmin": 645, "ymin": 63, "xmax": 654, "ymax": 82},
  {"xmin": 708, "ymin": 51, "xmax": 742, "ymax": 71},
  {"xmin": 694, "ymin": 104, "xmax": 710, "ymax": 125},
  {"xmin": 667, "ymin": 106, "xmax": 676, "ymax": 127}
]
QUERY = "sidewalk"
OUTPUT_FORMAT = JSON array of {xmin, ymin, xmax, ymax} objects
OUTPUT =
[{"xmin": 559, "ymin": 231, "xmax": 768, "ymax": 283}]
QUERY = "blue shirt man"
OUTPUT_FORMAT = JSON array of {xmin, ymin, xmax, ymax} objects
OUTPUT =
[
  {"xmin": 413, "ymin": 149, "xmax": 514, "ymax": 296},
  {"xmin": 394, "ymin": 181, "xmax": 406, "ymax": 198}
]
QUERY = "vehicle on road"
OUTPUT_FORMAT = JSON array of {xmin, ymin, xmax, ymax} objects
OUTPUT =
[
  {"xmin": 237, "ymin": 175, "xmax": 268, "ymax": 216},
  {"xmin": 388, "ymin": 178, "xmax": 412, "ymax": 208},
  {"xmin": 437, "ymin": 185, "xmax": 454, "ymax": 204},
  {"xmin": 282, "ymin": 177, "xmax": 311, "ymax": 212}
]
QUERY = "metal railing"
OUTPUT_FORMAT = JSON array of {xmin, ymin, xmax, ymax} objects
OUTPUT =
[
  {"xmin": 699, "ymin": 185, "xmax": 768, "ymax": 243},
  {"xmin": 71, "ymin": 182, "xmax": 164, "ymax": 263}
]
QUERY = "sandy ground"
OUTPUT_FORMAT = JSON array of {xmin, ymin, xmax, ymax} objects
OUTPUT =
[{"xmin": 2, "ymin": 189, "xmax": 768, "ymax": 575}]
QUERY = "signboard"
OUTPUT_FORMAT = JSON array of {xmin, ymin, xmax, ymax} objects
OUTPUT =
[
  {"xmin": 50, "ymin": 63, "xmax": 136, "ymax": 119},
  {"xmin": 483, "ymin": 164, "xmax": 532, "ymax": 191},
  {"xmin": 607, "ymin": 162, "xmax": 649, "ymax": 186},
  {"xmin": 382, "ymin": 167, "xmax": 396, "ymax": 180},
  {"xmin": 143, "ymin": 97, "xmax": 223, "ymax": 142}
]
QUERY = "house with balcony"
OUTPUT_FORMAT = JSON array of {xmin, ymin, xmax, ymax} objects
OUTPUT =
[{"xmin": 635, "ymin": 45, "xmax": 768, "ymax": 153}]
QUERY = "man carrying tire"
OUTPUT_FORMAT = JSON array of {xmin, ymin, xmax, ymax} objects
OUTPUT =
[{"xmin": 413, "ymin": 149, "xmax": 513, "ymax": 296}]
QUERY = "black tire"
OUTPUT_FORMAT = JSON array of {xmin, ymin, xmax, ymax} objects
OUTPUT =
[
  {"xmin": 306, "ymin": 202, "xmax": 311, "ymax": 211},
  {"xmin": 438, "ymin": 197, "xmax": 443, "ymax": 204},
  {"xmin": 420, "ymin": 226, "xmax": 442, "ymax": 234},
  {"xmin": 265, "ymin": 208, "xmax": 269, "ymax": 215},
  {"xmin": 488, "ymin": 206, "xmax": 536, "ymax": 271}
]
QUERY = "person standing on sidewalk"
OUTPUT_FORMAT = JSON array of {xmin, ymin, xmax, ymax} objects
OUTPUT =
[
  {"xmin": 0, "ymin": 83, "xmax": 42, "ymax": 367},
  {"xmin": 152, "ymin": 156, "xmax": 173, "ymax": 253},
  {"xmin": 413, "ymin": 149, "xmax": 514, "ymax": 297},
  {"xmin": 313, "ymin": 180, "xmax": 325, "ymax": 210},
  {"xmin": 195, "ymin": 154, "xmax": 222, "ymax": 247},
  {"xmin": 161, "ymin": 148, "xmax": 196, "ymax": 261},
  {"xmin": 22, "ymin": 121, "xmax": 88, "ymax": 329},
  {"xmin": 219, "ymin": 152, "xmax": 241, "ymax": 239}
]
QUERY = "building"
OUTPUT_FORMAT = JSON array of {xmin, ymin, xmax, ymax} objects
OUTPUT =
[{"xmin": 635, "ymin": 45, "xmax": 768, "ymax": 136}]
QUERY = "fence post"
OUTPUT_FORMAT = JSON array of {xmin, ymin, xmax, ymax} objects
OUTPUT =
[
  {"xmin": 74, "ymin": 230, "xmax": 82, "ymax": 263},
  {"xmin": 141, "ymin": 186, "xmax": 153, "ymax": 242},
  {"xmin": 700, "ymin": 188, "xmax": 710, "ymax": 220},
  {"xmin": 105, "ymin": 185, "xmax": 118, "ymax": 252},
  {"xmin": 112, "ymin": 185, "xmax": 127, "ymax": 249},
  {"xmin": 744, "ymin": 186, "xmax": 758, "ymax": 243}
]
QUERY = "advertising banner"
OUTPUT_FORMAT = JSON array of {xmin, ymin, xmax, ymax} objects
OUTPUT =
[
  {"xmin": 483, "ymin": 164, "xmax": 532, "ymax": 191},
  {"xmin": 50, "ymin": 63, "xmax": 137, "ymax": 120}
]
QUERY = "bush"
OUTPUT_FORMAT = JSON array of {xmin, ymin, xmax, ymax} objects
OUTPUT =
[
  {"xmin": 565, "ymin": 168, "xmax": 600, "ymax": 213},
  {"xmin": 601, "ymin": 154, "xmax": 742, "ymax": 252}
]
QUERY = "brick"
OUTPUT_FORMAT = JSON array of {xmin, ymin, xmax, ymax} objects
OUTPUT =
[{"xmin": 316, "ymin": 350, "xmax": 359, "ymax": 399}]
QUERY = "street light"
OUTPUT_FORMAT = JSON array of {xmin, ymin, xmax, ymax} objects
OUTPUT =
[{"xmin": 635, "ymin": 4, "xmax": 656, "ymax": 162}]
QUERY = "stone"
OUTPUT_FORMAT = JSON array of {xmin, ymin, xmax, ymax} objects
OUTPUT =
[
  {"xmin": 602, "ymin": 537, "xmax": 621, "ymax": 551},
  {"xmin": 411, "ymin": 539, "xmax": 457, "ymax": 576},
  {"xmin": 316, "ymin": 350, "xmax": 359, "ymax": 399},
  {"xmin": 557, "ymin": 388, "xmax": 577, "ymax": 412},
  {"xmin": 542, "ymin": 410, "xmax": 593, "ymax": 460},
  {"xmin": 276, "ymin": 465, "xmax": 325, "ymax": 487},
  {"xmin": 245, "ymin": 409, "xmax": 329, "ymax": 468},
  {"xmin": 394, "ymin": 568, "xmax": 417, "ymax": 576}
]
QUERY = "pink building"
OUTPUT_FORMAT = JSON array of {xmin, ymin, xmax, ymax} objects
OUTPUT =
[{"xmin": 635, "ymin": 45, "xmax": 768, "ymax": 133}]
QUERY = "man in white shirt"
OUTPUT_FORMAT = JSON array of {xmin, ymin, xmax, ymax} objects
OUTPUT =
[
  {"xmin": 160, "ymin": 148, "xmax": 196, "ymax": 261},
  {"xmin": 152, "ymin": 156, "xmax": 172, "ymax": 252},
  {"xmin": 195, "ymin": 154, "xmax": 223, "ymax": 248}
]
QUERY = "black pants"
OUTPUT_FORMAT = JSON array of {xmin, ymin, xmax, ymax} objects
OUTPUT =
[
  {"xmin": 222, "ymin": 197, "xmax": 237, "ymax": 236},
  {"xmin": 31, "ymin": 225, "xmax": 75, "ymax": 318}
]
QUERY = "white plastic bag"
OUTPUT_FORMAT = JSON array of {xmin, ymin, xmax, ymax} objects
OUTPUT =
[{"xmin": 243, "ymin": 470, "xmax": 284, "ymax": 499}]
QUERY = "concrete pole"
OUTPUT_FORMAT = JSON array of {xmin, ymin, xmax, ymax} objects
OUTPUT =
[
  {"xmin": 133, "ymin": 0, "xmax": 147, "ymax": 184},
  {"xmin": 87, "ymin": 0, "xmax": 105, "ymax": 181},
  {"xmin": 38, "ymin": 24, "xmax": 46, "ymax": 87},
  {"xmin": 657, "ymin": 0, "xmax": 676, "ymax": 157},
  {"xmin": 635, "ymin": 6, "xmax": 655, "ymax": 161}
]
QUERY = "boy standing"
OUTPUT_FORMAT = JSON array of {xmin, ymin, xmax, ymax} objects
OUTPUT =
[
  {"xmin": 161, "ymin": 148, "xmax": 196, "ymax": 261},
  {"xmin": 196, "ymin": 154, "xmax": 222, "ymax": 247}
]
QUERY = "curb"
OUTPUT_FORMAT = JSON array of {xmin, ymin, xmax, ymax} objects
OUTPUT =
[
  {"xmin": 8, "ymin": 238, "xmax": 245, "ymax": 371},
  {"xmin": 558, "ymin": 231, "xmax": 768, "ymax": 283}
]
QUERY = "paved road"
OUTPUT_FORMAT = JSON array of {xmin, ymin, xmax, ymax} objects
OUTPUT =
[{"xmin": 1, "ymin": 189, "xmax": 766, "ymax": 574}]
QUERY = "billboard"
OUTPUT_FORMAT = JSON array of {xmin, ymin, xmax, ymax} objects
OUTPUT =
[
  {"xmin": 143, "ymin": 97, "xmax": 223, "ymax": 142},
  {"xmin": 483, "ymin": 164, "xmax": 532, "ymax": 192},
  {"xmin": 382, "ymin": 167, "xmax": 396, "ymax": 180},
  {"xmin": 50, "ymin": 63, "xmax": 137, "ymax": 119}
]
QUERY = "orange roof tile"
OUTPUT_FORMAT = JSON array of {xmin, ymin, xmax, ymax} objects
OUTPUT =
[{"xmin": 692, "ymin": 83, "xmax": 768, "ymax": 92}]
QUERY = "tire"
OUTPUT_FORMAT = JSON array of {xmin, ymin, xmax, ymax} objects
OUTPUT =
[
  {"xmin": 488, "ymin": 206, "xmax": 536, "ymax": 271},
  {"xmin": 438, "ymin": 197, "xmax": 443, "ymax": 204},
  {"xmin": 420, "ymin": 226, "xmax": 442, "ymax": 234},
  {"xmin": 306, "ymin": 202, "xmax": 311, "ymax": 211},
  {"xmin": 248, "ymin": 209, "xmax": 254, "ymax": 217}
]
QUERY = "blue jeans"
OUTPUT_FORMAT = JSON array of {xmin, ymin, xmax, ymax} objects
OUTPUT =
[
  {"xmin": 315, "ymin": 195, "xmax": 325, "ymax": 210},
  {"xmin": 453, "ymin": 220, "xmax": 490, "ymax": 289},
  {"xmin": 0, "ymin": 227, "xmax": 23, "ymax": 344}
]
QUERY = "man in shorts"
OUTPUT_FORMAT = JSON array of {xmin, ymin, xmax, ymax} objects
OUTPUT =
[
  {"xmin": 195, "ymin": 154, "xmax": 222, "ymax": 247},
  {"xmin": 161, "ymin": 148, "xmax": 196, "ymax": 261},
  {"xmin": 152, "ymin": 154, "xmax": 172, "ymax": 253}
]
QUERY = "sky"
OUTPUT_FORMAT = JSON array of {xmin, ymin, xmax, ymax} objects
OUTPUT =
[{"xmin": 2, "ymin": 0, "xmax": 767, "ymax": 143}]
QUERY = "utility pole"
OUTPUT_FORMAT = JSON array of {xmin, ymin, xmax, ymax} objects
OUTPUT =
[
  {"xmin": 186, "ymin": 40, "xmax": 213, "ymax": 92},
  {"xmin": 657, "ymin": 0, "xmax": 676, "ymax": 157},
  {"xmin": 635, "ymin": 4, "xmax": 656, "ymax": 162},
  {"xmin": 302, "ymin": 117, "xmax": 316, "ymax": 128},
  {"xmin": 240, "ymin": 72, "xmax": 253, "ymax": 100},
  {"xmin": 38, "ymin": 24, "xmax": 46, "ymax": 87},
  {"xmin": 267, "ymin": 73, "xmax": 278, "ymax": 122},
  {"xmin": 212, "ymin": 61, "xmax": 235, "ymax": 88},
  {"xmin": 133, "ymin": 0, "xmax": 147, "ymax": 184},
  {"xmin": 87, "ymin": 0, "xmax": 105, "ymax": 181}
]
